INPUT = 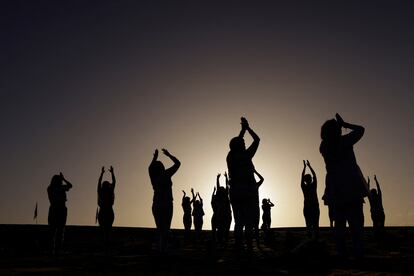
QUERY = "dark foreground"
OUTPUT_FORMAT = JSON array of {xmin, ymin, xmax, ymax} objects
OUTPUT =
[{"xmin": 0, "ymin": 225, "xmax": 413, "ymax": 275}]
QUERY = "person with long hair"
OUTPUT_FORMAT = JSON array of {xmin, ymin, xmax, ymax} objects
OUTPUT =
[
  {"xmin": 368, "ymin": 175, "xmax": 386, "ymax": 241},
  {"xmin": 226, "ymin": 117, "xmax": 260, "ymax": 251},
  {"xmin": 97, "ymin": 166, "xmax": 116, "ymax": 253},
  {"xmin": 47, "ymin": 172, "xmax": 72, "ymax": 256},
  {"xmin": 148, "ymin": 149, "xmax": 181, "ymax": 253},
  {"xmin": 320, "ymin": 113, "xmax": 367, "ymax": 259},
  {"xmin": 181, "ymin": 190, "xmax": 193, "ymax": 238},
  {"xmin": 301, "ymin": 160, "xmax": 320, "ymax": 239}
]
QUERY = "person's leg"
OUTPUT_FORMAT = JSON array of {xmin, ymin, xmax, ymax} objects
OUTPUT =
[
  {"xmin": 314, "ymin": 207, "xmax": 320, "ymax": 240},
  {"xmin": 348, "ymin": 201, "xmax": 364, "ymax": 259},
  {"xmin": 161, "ymin": 204, "xmax": 173, "ymax": 252},
  {"xmin": 211, "ymin": 214, "xmax": 217, "ymax": 242},
  {"xmin": 152, "ymin": 204, "xmax": 163, "ymax": 251},
  {"xmin": 333, "ymin": 204, "xmax": 347, "ymax": 257},
  {"xmin": 304, "ymin": 208, "xmax": 312, "ymax": 238},
  {"xmin": 244, "ymin": 196, "xmax": 256, "ymax": 251},
  {"xmin": 230, "ymin": 196, "xmax": 243, "ymax": 249}
]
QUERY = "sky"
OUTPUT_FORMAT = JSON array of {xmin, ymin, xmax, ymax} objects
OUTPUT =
[{"xmin": 1, "ymin": 1, "xmax": 413, "ymax": 229}]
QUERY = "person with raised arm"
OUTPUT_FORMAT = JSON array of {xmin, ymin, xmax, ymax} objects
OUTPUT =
[
  {"xmin": 252, "ymin": 168, "xmax": 264, "ymax": 246},
  {"xmin": 192, "ymin": 190, "xmax": 205, "ymax": 242},
  {"xmin": 301, "ymin": 160, "xmax": 320, "ymax": 239},
  {"xmin": 211, "ymin": 174, "xmax": 220, "ymax": 242},
  {"xmin": 148, "ymin": 148, "xmax": 181, "ymax": 253},
  {"xmin": 320, "ymin": 113, "xmax": 367, "ymax": 259},
  {"xmin": 368, "ymin": 175, "xmax": 386, "ymax": 240},
  {"xmin": 47, "ymin": 172, "xmax": 73, "ymax": 256},
  {"xmin": 220, "ymin": 172, "xmax": 232, "ymax": 245},
  {"xmin": 97, "ymin": 166, "xmax": 116, "ymax": 253},
  {"xmin": 181, "ymin": 190, "xmax": 193, "ymax": 238},
  {"xmin": 226, "ymin": 117, "xmax": 260, "ymax": 251},
  {"xmin": 261, "ymin": 198, "xmax": 274, "ymax": 232}
]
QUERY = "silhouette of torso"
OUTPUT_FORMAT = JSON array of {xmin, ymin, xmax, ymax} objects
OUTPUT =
[
  {"xmin": 98, "ymin": 187, "xmax": 114, "ymax": 209},
  {"xmin": 48, "ymin": 185, "xmax": 67, "ymax": 206},
  {"xmin": 320, "ymin": 135, "xmax": 366, "ymax": 205},
  {"xmin": 369, "ymin": 193, "xmax": 384, "ymax": 213},
  {"xmin": 302, "ymin": 182, "xmax": 319, "ymax": 206},
  {"xmin": 151, "ymin": 174, "xmax": 173, "ymax": 205},
  {"xmin": 226, "ymin": 151, "xmax": 256, "ymax": 194}
]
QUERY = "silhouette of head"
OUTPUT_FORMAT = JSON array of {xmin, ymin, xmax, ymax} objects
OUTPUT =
[
  {"xmin": 262, "ymin": 198, "xmax": 267, "ymax": 205},
  {"xmin": 321, "ymin": 119, "xmax": 341, "ymax": 141},
  {"xmin": 370, "ymin": 189, "xmax": 378, "ymax": 196},
  {"xmin": 102, "ymin": 181, "xmax": 111, "ymax": 190},
  {"xmin": 229, "ymin": 137, "xmax": 245, "ymax": 152},
  {"xmin": 303, "ymin": 174, "xmax": 312, "ymax": 184},
  {"xmin": 183, "ymin": 196, "xmax": 190, "ymax": 204},
  {"xmin": 217, "ymin": 186, "xmax": 226, "ymax": 196},
  {"xmin": 50, "ymin": 174, "xmax": 63, "ymax": 187},
  {"xmin": 149, "ymin": 161, "xmax": 165, "ymax": 178}
]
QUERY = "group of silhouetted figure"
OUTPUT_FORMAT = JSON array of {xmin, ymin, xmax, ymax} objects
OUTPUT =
[{"xmin": 46, "ymin": 114, "xmax": 386, "ymax": 260}]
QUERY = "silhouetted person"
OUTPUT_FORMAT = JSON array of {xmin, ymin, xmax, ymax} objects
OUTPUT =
[
  {"xmin": 97, "ymin": 166, "xmax": 116, "ymax": 253},
  {"xmin": 149, "ymin": 149, "xmax": 181, "ymax": 253},
  {"xmin": 252, "ymin": 168, "xmax": 264, "ymax": 246},
  {"xmin": 227, "ymin": 117, "xmax": 260, "ymax": 251},
  {"xmin": 192, "ymin": 189, "xmax": 204, "ymax": 242},
  {"xmin": 47, "ymin": 172, "xmax": 72, "ymax": 256},
  {"xmin": 368, "ymin": 175, "xmax": 385, "ymax": 240},
  {"xmin": 182, "ymin": 190, "xmax": 193, "ymax": 238},
  {"xmin": 301, "ymin": 160, "xmax": 320, "ymax": 239},
  {"xmin": 320, "ymin": 113, "xmax": 367, "ymax": 259},
  {"xmin": 261, "ymin": 198, "xmax": 274, "ymax": 232},
  {"xmin": 211, "ymin": 175, "xmax": 220, "ymax": 242},
  {"xmin": 214, "ymin": 172, "xmax": 233, "ymax": 246}
]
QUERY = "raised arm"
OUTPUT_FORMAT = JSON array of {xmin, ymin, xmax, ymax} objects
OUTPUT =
[
  {"xmin": 98, "ymin": 167, "xmax": 105, "ymax": 192},
  {"xmin": 306, "ymin": 160, "xmax": 317, "ymax": 187},
  {"xmin": 163, "ymin": 149, "xmax": 181, "ymax": 177},
  {"xmin": 151, "ymin": 149, "xmax": 158, "ymax": 164},
  {"xmin": 374, "ymin": 175, "xmax": 381, "ymax": 197},
  {"xmin": 269, "ymin": 199, "xmax": 275, "ymax": 207},
  {"xmin": 301, "ymin": 160, "xmax": 306, "ymax": 188},
  {"xmin": 109, "ymin": 166, "xmax": 116, "ymax": 187},
  {"xmin": 191, "ymin": 188, "xmax": 196, "ymax": 203},
  {"xmin": 254, "ymin": 168, "xmax": 264, "ymax": 187},
  {"xmin": 216, "ymin": 173, "xmax": 221, "ymax": 189},
  {"xmin": 197, "ymin": 193, "xmax": 203, "ymax": 205},
  {"xmin": 224, "ymin": 171, "xmax": 230, "ymax": 190},
  {"xmin": 182, "ymin": 190, "xmax": 186, "ymax": 201},
  {"xmin": 60, "ymin": 172, "xmax": 73, "ymax": 191},
  {"xmin": 238, "ymin": 117, "xmax": 247, "ymax": 138},
  {"xmin": 336, "ymin": 113, "xmax": 365, "ymax": 145},
  {"xmin": 243, "ymin": 117, "xmax": 261, "ymax": 158}
]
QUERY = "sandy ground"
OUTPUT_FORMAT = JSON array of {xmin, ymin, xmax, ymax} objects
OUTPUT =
[{"xmin": 0, "ymin": 225, "xmax": 413, "ymax": 275}]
